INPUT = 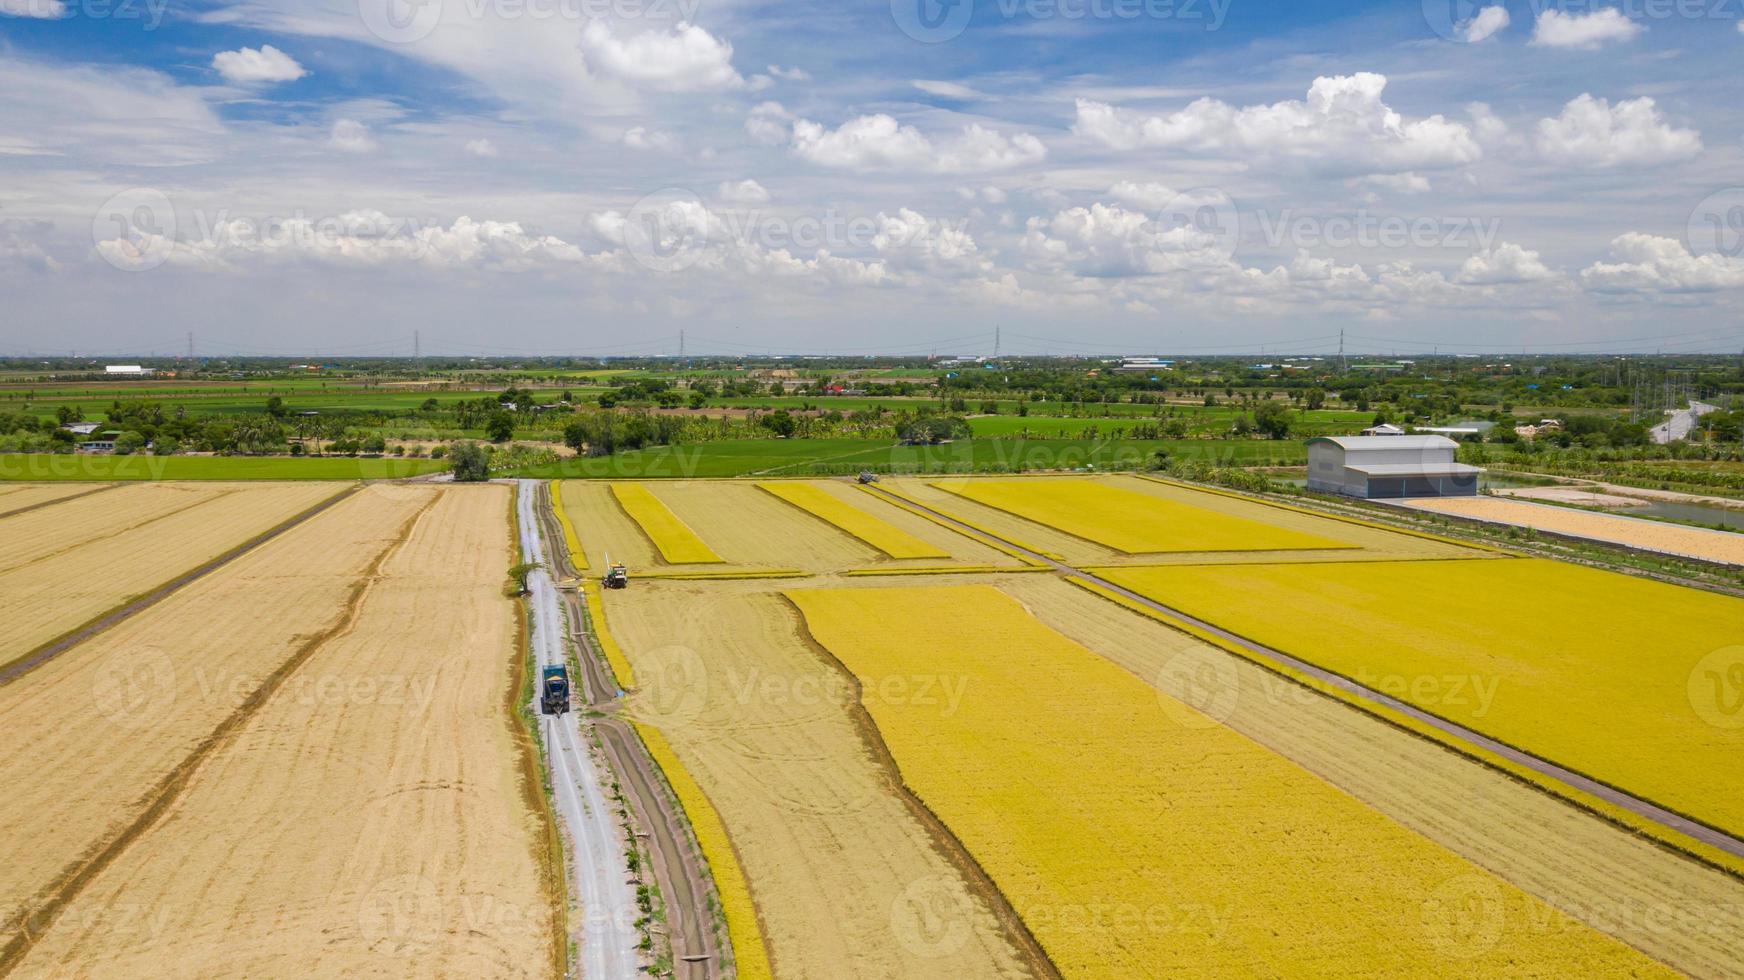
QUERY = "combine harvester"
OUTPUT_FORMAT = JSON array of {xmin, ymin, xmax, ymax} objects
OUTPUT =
[{"xmin": 602, "ymin": 553, "xmax": 629, "ymax": 590}]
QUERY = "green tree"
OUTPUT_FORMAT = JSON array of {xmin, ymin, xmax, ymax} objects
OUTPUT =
[
  {"xmin": 1253, "ymin": 401, "xmax": 1293, "ymax": 440},
  {"xmin": 485, "ymin": 411, "xmax": 515, "ymax": 443},
  {"xmin": 114, "ymin": 431, "xmax": 146, "ymax": 455},
  {"xmin": 449, "ymin": 442, "xmax": 490, "ymax": 481}
]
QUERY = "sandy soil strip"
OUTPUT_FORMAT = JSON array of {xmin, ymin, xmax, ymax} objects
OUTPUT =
[
  {"xmin": 1404, "ymin": 494, "xmax": 1744, "ymax": 565},
  {"xmin": 0, "ymin": 486, "xmax": 436, "ymax": 951},
  {"xmin": 604, "ymin": 583, "xmax": 1041, "ymax": 980},
  {"xmin": 12, "ymin": 485, "xmax": 554, "ymax": 978},
  {"xmin": 1001, "ymin": 574, "xmax": 1744, "ymax": 978},
  {"xmin": 0, "ymin": 482, "xmax": 341, "ymax": 668}
]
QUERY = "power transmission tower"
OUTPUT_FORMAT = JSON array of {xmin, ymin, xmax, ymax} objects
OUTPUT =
[
  {"xmin": 185, "ymin": 331, "xmax": 194, "ymax": 362},
  {"xmin": 994, "ymin": 325, "xmax": 1000, "ymax": 359},
  {"xmin": 1338, "ymin": 329, "xmax": 1346, "ymax": 374},
  {"xmin": 413, "ymin": 330, "xmax": 421, "ymax": 368}
]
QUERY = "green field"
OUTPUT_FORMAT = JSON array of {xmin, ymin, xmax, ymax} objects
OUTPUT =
[
  {"xmin": 511, "ymin": 437, "xmax": 1303, "ymax": 479},
  {"xmin": 0, "ymin": 454, "xmax": 448, "ymax": 481}
]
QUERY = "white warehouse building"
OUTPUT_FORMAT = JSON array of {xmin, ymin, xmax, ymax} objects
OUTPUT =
[{"xmin": 1305, "ymin": 435, "xmax": 1482, "ymax": 499}]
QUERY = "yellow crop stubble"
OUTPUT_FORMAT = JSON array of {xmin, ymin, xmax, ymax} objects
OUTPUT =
[
  {"xmin": 785, "ymin": 583, "xmax": 1668, "ymax": 978},
  {"xmin": 931, "ymin": 478, "xmax": 1354, "ymax": 554},
  {"xmin": 1099, "ymin": 557, "xmax": 1744, "ymax": 838},
  {"xmin": 756, "ymin": 481, "xmax": 948, "ymax": 559},
  {"xmin": 609, "ymin": 483, "xmax": 723, "ymax": 564}
]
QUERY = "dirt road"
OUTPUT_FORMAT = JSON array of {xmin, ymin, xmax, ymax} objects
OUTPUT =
[
  {"xmin": 516, "ymin": 481, "xmax": 641, "ymax": 980},
  {"xmin": 531, "ymin": 482, "xmax": 728, "ymax": 980}
]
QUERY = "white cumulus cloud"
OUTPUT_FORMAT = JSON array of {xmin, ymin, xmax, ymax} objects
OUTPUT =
[
  {"xmin": 579, "ymin": 21, "xmax": 744, "ymax": 92},
  {"xmin": 1460, "ymin": 5, "xmax": 1510, "ymax": 42},
  {"xmin": 212, "ymin": 45, "xmax": 307, "ymax": 85},
  {"xmin": 1073, "ymin": 73, "xmax": 1481, "ymax": 176},
  {"xmin": 1531, "ymin": 8, "xmax": 1643, "ymax": 49},
  {"xmin": 1581, "ymin": 234, "xmax": 1744, "ymax": 292},
  {"xmin": 790, "ymin": 114, "xmax": 1045, "ymax": 174},
  {"xmin": 464, "ymin": 138, "xmax": 498, "ymax": 158},
  {"xmin": 1535, "ymin": 94, "xmax": 1701, "ymax": 167},
  {"xmin": 330, "ymin": 118, "xmax": 376, "ymax": 153},
  {"xmin": 1458, "ymin": 242, "xmax": 1557, "ymax": 284},
  {"xmin": 717, "ymin": 179, "xmax": 770, "ymax": 204}
]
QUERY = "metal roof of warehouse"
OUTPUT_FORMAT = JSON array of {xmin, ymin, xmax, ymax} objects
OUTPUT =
[
  {"xmin": 1307, "ymin": 435, "xmax": 1460, "ymax": 451},
  {"xmin": 1342, "ymin": 462, "xmax": 1485, "ymax": 476}
]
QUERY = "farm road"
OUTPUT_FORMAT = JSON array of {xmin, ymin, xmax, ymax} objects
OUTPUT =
[
  {"xmin": 530, "ymin": 481, "xmax": 727, "ymax": 980},
  {"xmin": 517, "ymin": 481, "xmax": 641, "ymax": 980}
]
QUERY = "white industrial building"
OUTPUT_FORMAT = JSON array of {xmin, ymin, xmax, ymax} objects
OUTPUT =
[{"xmin": 1306, "ymin": 435, "xmax": 1482, "ymax": 499}]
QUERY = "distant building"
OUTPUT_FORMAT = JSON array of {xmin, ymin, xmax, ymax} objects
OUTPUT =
[
  {"xmin": 1114, "ymin": 357, "xmax": 1175, "ymax": 373},
  {"xmin": 60, "ymin": 422, "xmax": 99, "ymax": 436},
  {"xmin": 1360, "ymin": 423, "xmax": 1406, "ymax": 436},
  {"xmin": 1306, "ymin": 435, "xmax": 1482, "ymax": 499},
  {"xmin": 104, "ymin": 365, "xmax": 153, "ymax": 376}
]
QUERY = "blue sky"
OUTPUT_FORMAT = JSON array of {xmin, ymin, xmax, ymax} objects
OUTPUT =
[{"xmin": 1, "ymin": 0, "xmax": 1741, "ymax": 356}]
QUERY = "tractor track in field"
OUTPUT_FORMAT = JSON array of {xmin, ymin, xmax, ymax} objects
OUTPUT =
[
  {"xmin": 0, "ymin": 484, "xmax": 119, "ymax": 521},
  {"xmin": 0, "ymin": 493, "xmax": 435, "ymax": 977},
  {"xmin": 0, "ymin": 485, "xmax": 360, "ymax": 686},
  {"xmin": 857, "ymin": 480, "xmax": 1744, "ymax": 864},
  {"xmin": 529, "ymin": 482, "xmax": 729, "ymax": 980}
]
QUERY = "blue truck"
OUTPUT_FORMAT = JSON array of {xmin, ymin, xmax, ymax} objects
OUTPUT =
[{"xmin": 540, "ymin": 665, "xmax": 570, "ymax": 715}]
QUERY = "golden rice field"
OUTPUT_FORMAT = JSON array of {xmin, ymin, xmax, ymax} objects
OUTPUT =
[
  {"xmin": 928, "ymin": 477, "xmax": 1358, "ymax": 554},
  {"xmin": 785, "ymin": 583, "xmax": 1666, "ymax": 977},
  {"xmin": 1098, "ymin": 557, "xmax": 1744, "ymax": 837},
  {"xmin": 757, "ymin": 481, "xmax": 948, "ymax": 559},
  {"xmin": 611, "ymin": 482, "xmax": 724, "ymax": 564}
]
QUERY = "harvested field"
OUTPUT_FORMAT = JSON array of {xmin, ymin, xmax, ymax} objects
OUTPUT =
[
  {"xmin": 600, "ymin": 582, "xmax": 1040, "ymax": 979},
  {"xmin": 1000, "ymin": 573, "xmax": 1744, "ymax": 977},
  {"xmin": 0, "ymin": 481, "xmax": 343, "ymax": 670},
  {"xmin": 928, "ymin": 477, "xmax": 1353, "ymax": 554},
  {"xmin": 0, "ymin": 485, "xmax": 438, "ymax": 954},
  {"xmin": 1099, "ymin": 558, "xmax": 1744, "ymax": 837},
  {"xmin": 0, "ymin": 484, "xmax": 100, "ymax": 516},
  {"xmin": 610, "ymin": 482, "xmax": 724, "ymax": 564},
  {"xmin": 10, "ymin": 484, "xmax": 553, "ymax": 977},
  {"xmin": 786, "ymin": 583, "xmax": 1669, "ymax": 977},
  {"xmin": 1403, "ymin": 494, "xmax": 1744, "ymax": 564},
  {"xmin": 757, "ymin": 481, "xmax": 948, "ymax": 559}
]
